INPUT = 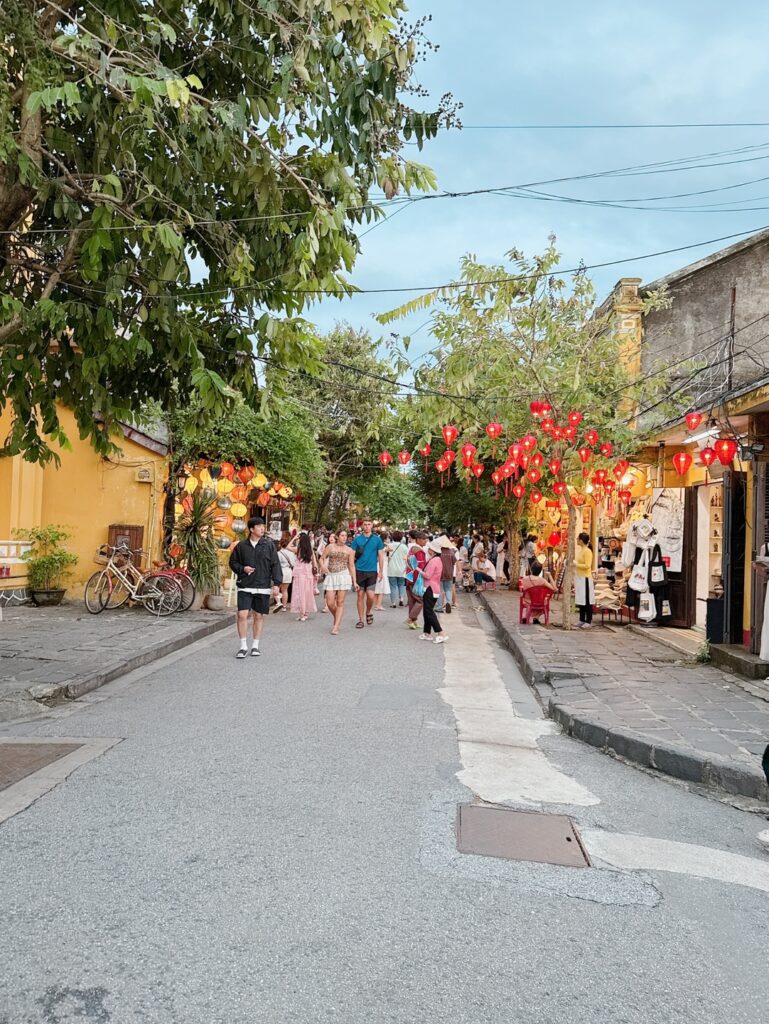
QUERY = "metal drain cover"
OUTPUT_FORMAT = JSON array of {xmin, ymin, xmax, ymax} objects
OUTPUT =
[{"xmin": 456, "ymin": 803, "xmax": 591, "ymax": 868}]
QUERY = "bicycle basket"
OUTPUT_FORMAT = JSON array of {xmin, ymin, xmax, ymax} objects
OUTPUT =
[{"xmin": 94, "ymin": 545, "xmax": 110, "ymax": 565}]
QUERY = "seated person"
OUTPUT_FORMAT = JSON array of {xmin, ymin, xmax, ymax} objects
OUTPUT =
[
  {"xmin": 520, "ymin": 562, "xmax": 555, "ymax": 623},
  {"xmin": 472, "ymin": 547, "xmax": 497, "ymax": 590}
]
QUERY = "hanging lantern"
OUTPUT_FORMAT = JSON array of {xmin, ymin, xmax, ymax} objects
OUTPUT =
[
  {"xmin": 699, "ymin": 446, "xmax": 717, "ymax": 468},
  {"xmin": 220, "ymin": 461, "xmax": 235, "ymax": 480},
  {"xmin": 530, "ymin": 452, "xmax": 545, "ymax": 468},
  {"xmin": 548, "ymin": 531, "xmax": 562, "ymax": 547},
  {"xmin": 485, "ymin": 421, "xmax": 503, "ymax": 442},
  {"xmin": 199, "ymin": 468, "xmax": 213, "ymax": 488},
  {"xmin": 230, "ymin": 502, "xmax": 248, "ymax": 518},
  {"xmin": 564, "ymin": 425, "xmax": 577, "ymax": 441},
  {"xmin": 584, "ymin": 429, "xmax": 599, "ymax": 447},
  {"xmin": 530, "ymin": 490, "xmax": 543, "ymax": 504},
  {"xmin": 253, "ymin": 472, "xmax": 268, "ymax": 489},
  {"xmin": 216, "ymin": 536, "xmax": 232, "ymax": 550},
  {"xmin": 443, "ymin": 449, "xmax": 457, "ymax": 465},
  {"xmin": 599, "ymin": 441, "xmax": 614, "ymax": 458},
  {"xmin": 175, "ymin": 466, "xmax": 190, "ymax": 491},
  {"xmin": 548, "ymin": 458, "xmax": 561, "ymax": 476},
  {"xmin": 491, "ymin": 469, "xmax": 503, "ymax": 496},
  {"xmin": 595, "ymin": 469, "xmax": 607, "ymax": 484},
  {"xmin": 460, "ymin": 442, "xmax": 477, "ymax": 468},
  {"xmin": 420, "ymin": 443, "xmax": 431, "ymax": 474},
  {"xmin": 378, "ymin": 451, "xmax": 393, "ymax": 469},
  {"xmin": 519, "ymin": 453, "xmax": 530, "ymax": 471},
  {"xmin": 552, "ymin": 426, "xmax": 564, "ymax": 441},
  {"xmin": 685, "ymin": 412, "xmax": 704, "ymax": 432},
  {"xmin": 540, "ymin": 418, "xmax": 555, "ymax": 434},
  {"xmin": 715, "ymin": 438, "xmax": 738, "ymax": 465},
  {"xmin": 603, "ymin": 479, "xmax": 615, "ymax": 493},
  {"xmin": 398, "ymin": 450, "xmax": 411, "ymax": 466},
  {"xmin": 217, "ymin": 478, "xmax": 234, "ymax": 496},
  {"xmin": 184, "ymin": 475, "xmax": 199, "ymax": 494},
  {"xmin": 216, "ymin": 495, "xmax": 233, "ymax": 511},
  {"xmin": 568, "ymin": 410, "xmax": 583, "ymax": 427},
  {"xmin": 441, "ymin": 424, "xmax": 459, "ymax": 447},
  {"xmin": 578, "ymin": 446, "xmax": 592, "ymax": 464},
  {"xmin": 472, "ymin": 463, "xmax": 485, "ymax": 491},
  {"xmin": 208, "ymin": 464, "xmax": 222, "ymax": 481},
  {"xmin": 529, "ymin": 400, "xmax": 542, "ymax": 417},
  {"xmin": 237, "ymin": 466, "xmax": 255, "ymax": 484},
  {"xmin": 619, "ymin": 489, "xmax": 632, "ymax": 506},
  {"xmin": 522, "ymin": 434, "xmax": 538, "ymax": 452},
  {"xmin": 231, "ymin": 484, "xmax": 249, "ymax": 502},
  {"xmin": 174, "ymin": 502, "xmax": 184, "ymax": 518},
  {"xmin": 502, "ymin": 461, "xmax": 515, "ymax": 479},
  {"xmin": 553, "ymin": 481, "xmax": 567, "ymax": 496},
  {"xmin": 673, "ymin": 451, "xmax": 693, "ymax": 477},
  {"xmin": 231, "ymin": 518, "xmax": 247, "ymax": 534},
  {"xmin": 613, "ymin": 459, "xmax": 630, "ymax": 480},
  {"xmin": 512, "ymin": 483, "xmax": 526, "ymax": 499},
  {"xmin": 540, "ymin": 402, "xmax": 552, "ymax": 415},
  {"xmin": 508, "ymin": 442, "xmax": 523, "ymax": 462},
  {"xmin": 527, "ymin": 468, "xmax": 542, "ymax": 484}
]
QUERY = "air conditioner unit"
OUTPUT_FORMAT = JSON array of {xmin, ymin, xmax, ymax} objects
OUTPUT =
[{"xmin": 135, "ymin": 467, "xmax": 153, "ymax": 484}]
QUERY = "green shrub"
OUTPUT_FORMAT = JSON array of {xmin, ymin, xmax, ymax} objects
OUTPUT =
[{"xmin": 14, "ymin": 525, "xmax": 78, "ymax": 590}]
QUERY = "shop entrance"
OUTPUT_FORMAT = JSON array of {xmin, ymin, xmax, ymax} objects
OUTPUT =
[
  {"xmin": 722, "ymin": 469, "xmax": 747, "ymax": 645},
  {"xmin": 665, "ymin": 488, "xmax": 697, "ymax": 628}
]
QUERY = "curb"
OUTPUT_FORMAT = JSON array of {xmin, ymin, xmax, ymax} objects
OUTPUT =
[
  {"xmin": 478, "ymin": 593, "xmax": 769, "ymax": 803},
  {"xmin": 26, "ymin": 615, "xmax": 232, "ymax": 703}
]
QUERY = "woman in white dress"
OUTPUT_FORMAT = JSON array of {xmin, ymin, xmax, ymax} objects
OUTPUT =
[{"xmin": 373, "ymin": 531, "xmax": 391, "ymax": 610}]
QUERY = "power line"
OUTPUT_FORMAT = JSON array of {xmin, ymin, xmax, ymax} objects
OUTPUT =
[{"xmin": 457, "ymin": 123, "xmax": 769, "ymax": 130}]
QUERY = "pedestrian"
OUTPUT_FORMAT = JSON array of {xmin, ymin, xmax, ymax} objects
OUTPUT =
[
  {"xmin": 290, "ymin": 532, "xmax": 318, "ymax": 621},
  {"xmin": 434, "ymin": 535, "xmax": 456, "ymax": 613},
  {"xmin": 319, "ymin": 529, "xmax": 358, "ymax": 635},
  {"xmin": 419, "ymin": 538, "xmax": 448, "ymax": 644},
  {"xmin": 472, "ymin": 546, "xmax": 497, "ymax": 591},
  {"xmin": 319, "ymin": 532, "xmax": 337, "ymax": 613},
  {"xmin": 373, "ymin": 530, "xmax": 391, "ymax": 611},
  {"xmin": 274, "ymin": 533, "xmax": 296, "ymax": 613},
  {"xmin": 404, "ymin": 530, "xmax": 428, "ymax": 629},
  {"xmin": 229, "ymin": 516, "xmax": 283, "ymax": 659},
  {"xmin": 495, "ymin": 534, "xmax": 509, "ymax": 585},
  {"xmin": 526, "ymin": 534, "xmax": 538, "ymax": 571},
  {"xmin": 386, "ymin": 530, "xmax": 409, "ymax": 607},
  {"xmin": 575, "ymin": 531, "xmax": 595, "ymax": 629},
  {"xmin": 351, "ymin": 517, "xmax": 385, "ymax": 629}
]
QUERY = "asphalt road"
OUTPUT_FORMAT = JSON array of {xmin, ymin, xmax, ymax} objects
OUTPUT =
[{"xmin": 1, "ymin": 600, "xmax": 768, "ymax": 1023}]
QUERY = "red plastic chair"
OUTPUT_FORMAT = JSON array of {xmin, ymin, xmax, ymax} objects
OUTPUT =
[{"xmin": 519, "ymin": 585, "xmax": 553, "ymax": 625}]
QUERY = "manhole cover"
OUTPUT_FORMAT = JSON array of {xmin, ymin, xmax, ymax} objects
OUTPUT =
[
  {"xmin": 456, "ymin": 804, "xmax": 591, "ymax": 868},
  {"xmin": 0, "ymin": 742, "xmax": 83, "ymax": 792}
]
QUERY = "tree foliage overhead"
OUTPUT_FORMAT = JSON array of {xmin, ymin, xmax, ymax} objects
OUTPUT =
[
  {"xmin": 351, "ymin": 468, "xmax": 427, "ymax": 527},
  {"xmin": 1, "ymin": 0, "xmax": 453, "ymax": 462}
]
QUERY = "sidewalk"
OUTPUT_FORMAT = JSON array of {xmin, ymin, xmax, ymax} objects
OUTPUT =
[
  {"xmin": 478, "ymin": 589, "xmax": 769, "ymax": 803},
  {"xmin": 0, "ymin": 602, "xmax": 231, "ymax": 721}
]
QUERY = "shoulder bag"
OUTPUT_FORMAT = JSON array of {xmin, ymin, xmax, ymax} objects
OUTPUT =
[
  {"xmin": 628, "ymin": 547, "xmax": 650, "ymax": 593},
  {"xmin": 649, "ymin": 544, "xmax": 668, "ymax": 587}
]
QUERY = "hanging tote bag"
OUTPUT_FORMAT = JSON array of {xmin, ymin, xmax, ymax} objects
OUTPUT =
[
  {"xmin": 412, "ymin": 569, "xmax": 425, "ymax": 599},
  {"xmin": 628, "ymin": 547, "xmax": 650, "ymax": 593},
  {"xmin": 649, "ymin": 544, "xmax": 668, "ymax": 587},
  {"xmin": 404, "ymin": 552, "xmax": 419, "ymax": 585},
  {"xmin": 638, "ymin": 591, "xmax": 657, "ymax": 622}
]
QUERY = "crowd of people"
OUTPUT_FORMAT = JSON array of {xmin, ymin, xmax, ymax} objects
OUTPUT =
[{"xmin": 227, "ymin": 516, "xmax": 581, "ymax": 659}]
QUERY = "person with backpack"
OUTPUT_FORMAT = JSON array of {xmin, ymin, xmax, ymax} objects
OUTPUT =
[
  {"xmin": 229, "ymin": 516, "xmax": 283, "ymax": 659},
  {"xmin": 351, "ymin": 518, "xmax": 385, "ymax": 628},
  {"xmin": 404, "ymin": 530, "xmax": 428, "ymax": 630}
]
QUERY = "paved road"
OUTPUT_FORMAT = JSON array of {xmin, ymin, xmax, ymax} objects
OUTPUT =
[{"xmin": 1, "ymin": 600, "xmax": 768, "ymax": 1023}]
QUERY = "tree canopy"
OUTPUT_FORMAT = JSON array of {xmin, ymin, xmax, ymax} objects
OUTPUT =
[
  {"xmin": 352, "ymin": 468, "xmax": 427, "ymax": 528},
  {"xmin": 1, "ymin": 1, "xmax": 451, "ymax": 463}
]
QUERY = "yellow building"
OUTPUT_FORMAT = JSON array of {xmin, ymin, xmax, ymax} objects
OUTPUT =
[{"xmin": 0, "ymin": 405, "xmax": 169, "ymax": 602}]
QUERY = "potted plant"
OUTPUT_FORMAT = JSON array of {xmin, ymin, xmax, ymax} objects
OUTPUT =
[
  {"xmin": 15, "ymin": 525, "xmax": 79, "ymax": 606},
  {"xmin": 174, "ymin": 490, "xmax": 222, "ymax": 609}
]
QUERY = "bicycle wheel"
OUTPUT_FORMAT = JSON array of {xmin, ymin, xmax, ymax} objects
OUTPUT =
[
  {"xmin": 138, "ymin": 573, "xmax": 182, "ymax": 616},
  {"xmin": 84, "ymin": 571, "xmax": 109, "ymax": 614},
  {"xmin": 103, "ymin": 571, "xmax": 131, "ymax": 610},
  {"xmin": 174, "ymin": 572, "xmax": 196, "ymax": 612}
]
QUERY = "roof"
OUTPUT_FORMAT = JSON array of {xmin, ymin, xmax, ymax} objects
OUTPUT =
[
  {"xmin": 640, "ymin": 226, "xmax": 769, "ymax": 294},
  {"xmin": 118, "ymin": 421, "xmax": 169, "ymax": 457}
]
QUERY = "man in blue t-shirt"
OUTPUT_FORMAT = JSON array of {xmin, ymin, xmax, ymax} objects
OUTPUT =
[{"xmin": 351, "ymin": 519, "xmax": 385, "ymax": 629}]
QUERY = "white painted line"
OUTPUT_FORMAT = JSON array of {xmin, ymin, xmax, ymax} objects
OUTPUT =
[
  {"xmin": 584, "ymin": 829, "xmax": 769, "ymax": 895},
  {"xmin": 440, "ymin": 616, "xmax": 599, "ymax": 807},
  {"xmin": 0, "ymin": 737, "xmax": 123, "ymax": 825}
]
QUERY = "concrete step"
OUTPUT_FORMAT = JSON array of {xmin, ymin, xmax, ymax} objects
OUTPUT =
[{"xmin": 710, "ymin": 643, "xmax": 769, "ymax": 681}]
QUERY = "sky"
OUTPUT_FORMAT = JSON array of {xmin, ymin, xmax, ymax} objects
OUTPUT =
[{"xmin": 308, "ymin": 0, "xmax": 769, "ymax": 354}]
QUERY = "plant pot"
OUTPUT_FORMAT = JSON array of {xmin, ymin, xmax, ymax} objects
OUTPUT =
[
  {"xmin": 205, "ymin": 594, "xmax": 225, "ymax": 612},
  {"xmin": 30, "ymin": 588, "xmax": 66, "ymax": 607},
  {"xmin": 189, "ymin": 591, "xmax": 206, "ymax": 611}
]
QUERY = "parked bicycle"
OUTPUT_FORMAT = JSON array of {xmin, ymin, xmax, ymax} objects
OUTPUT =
[
  {"xmin": 150, "ymin": 546, "xmax": 196, "ymax": 612},
  {"xmin": 84, "ymin": 545, "xmax": 182, "ymax": 616}
]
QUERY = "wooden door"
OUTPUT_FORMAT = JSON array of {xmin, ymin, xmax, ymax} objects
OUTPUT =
[{"xmin": 666, "ymin": 487, "xmax": 697, "ymax": 628}]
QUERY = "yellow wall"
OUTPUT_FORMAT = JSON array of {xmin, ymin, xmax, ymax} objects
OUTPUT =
[{"xmin": 1, "ymin": 406, "xmax": 168, "ymax": 595}]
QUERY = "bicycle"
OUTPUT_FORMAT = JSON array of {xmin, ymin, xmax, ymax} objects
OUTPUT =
[
  {"xmin": 150, "ymin": 548, "xmax": 196, "ymax": 612},
  {"xmin": 84, "ymin": 545, "xmax": 182, "ymax": 616}
]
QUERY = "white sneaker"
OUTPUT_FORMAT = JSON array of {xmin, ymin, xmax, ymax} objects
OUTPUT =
[
  {"xmin": 433, "ymin": 635, "xmax": 448, "ymax": 644},
  {"xmin": 418, "ymin": 633, "xmax": 433, "ymax": 641}
]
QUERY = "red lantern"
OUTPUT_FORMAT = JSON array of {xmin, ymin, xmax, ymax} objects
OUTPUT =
[
  {"xmin": 435, "ymin": 457, "xmax": 448, "ymax": 472},
  {"xmin": 540, "ymin": 402, "xmax": 552, "ymax": 415},
  {"xmin": 231, "ymin": 484, "xmax": 249, "ymax": 502},
  {"xmin": 595, "ymin": 469, "xmax": 607, "ymax": 484},
  {"xmin": 398, "ymin": 450, "xmax": 411, "ymax": 466},
  {"xmin": 548, "ymin": 458, "xmax": 561, "ymax": 476},
  {"xmin": 685, "ymin": 412, "xmax": 703, "ymax": 432},
  {"xmin": 564, "ymin": 425, "xmax": 577, "ymax": 441},
  {"xmin": 508, "ymin": 442, "xmax": 523, "ymax": 462},
  {"xmin": 529, "ymin": 400, "xmax": 542, "ymax": 417},
  {"xmin": 540, "ymin": 418, "xmax": 555, "ymax": 434},
  {"xmin": 619, "ymin": 489, "xmax": 632, "ymax": 505},
  {"xmin": 443, "ymin": 449, "xmax": 457, "ymax": 465},
  {"xmin": 419, "ymin": 443, "xmax": 431, "ymax": 457},
  {"xmin": 613, "ymin": 459, "xmax": 630, "ymax": 480},
  {"xmin": 530, "ymin": 452, "xmax": 544, "ymax": 468},
  {"xmin": 582, "ymin": 467, "xmax": 590, "ymax": 478},
  {"xmin": 552, "ymin": 426, "xmax": 564, "ymax": 441},
  {"xmin": 548, "ymin": 531, "xmax": 561, "ymax": 547},
  {"xmin": 378, "ymin": 451, "xmax": 392, "ymax": 469},
  {"xmin": 471, "ymin": 463, "xmax": 485, "ymax": 491},
  {"xmin": 553, "ymin": 481, "xmax": 567, "ymax": 496},
  {"xmin": 441, "ymin": 424, "xmax": 459, "ymax": 447},
  {"xmin": 715, "ymin": 438, "xmax": 738, "ymax": 465},
  {"xmin": 578, "ymin": 446, "xmax": 592, "ymax": 464},
  {"xmin": 512, "ymin": 483, "xmax": 526, "ymax": 499},
  {"xmin": 527, "ymin": 467, "xmax": 542, "ymax": 484},
  {"xmin": 568, "ymin": 410, "xmax": 583, "ymax": 427},
  {"xmin": 220, "ymin": 461, "xmax": 235, "ymax": 480},
  {"xmin": 237, "ymin": 465, "xmax": 255, "ymax": 484},
  {"xmin": 491, "ymin": 469, "xmax": 503, "ymax": 496},
  {"xmin": 599, "ymin": 441, "xmax": 614, "ymax": 458},
  {"xmin": 673, "ymin": 451, "xmax": 693, "ymax": 477},
  {"xmin": 485, "ymin": 421, "xmax": 503, "ymax": 442},
  {"xmin": 460, "ymin": 442, "xmax": 477, "ymax": 468},
  {"xmin": 604, "ymin": 479, "xmax": 615, "ymax": 493},
  {"xmin": 699, "ymin": 446, "xmax": 717, "ymax": 468},
  {"xmin": 584, "ymin": 429, "xmax": 599, "ymax": 447},
  {"xmin": 522, "ymin": 434, "xmax": 538, "ymax": 452},
  {"xmin": 502, "ymin": 461, "xmax": 515, "ymax": 479},
  {"xmin": 519, "ymin": 454, "xmax": 530, "ymax": 471},
  {"xmin": 530, "ymin": 490, "xmax": 543, "ymax": 504}
]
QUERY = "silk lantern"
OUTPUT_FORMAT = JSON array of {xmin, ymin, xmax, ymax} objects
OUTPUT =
[
  {"xmin": 460, "ymin": 442, "xmax": 477, "ymax": 468},
  {"xmin": 230, "ymin": 502, "xmax": 248, "ymax": 518},
  {"xmin": 715, "ymin": 438, "xmax": 738, "ymax": 465},
  {"xmin": 540, "ymin": 402, "xmax": 552, "ymax": 415},
  {"xmin": 208, "ymin": 464, "xmax": 222, "ymax": 481},
  {"xmin": 568, "ymin": 410, "xmax": 583, "ymax": 427},
  {"xmin": 441, "ymin": 424, "xmax": 459, "ymax": 447},
  {"xmin": 443, "ymin": 449, "xmax": 456, "ymax": 465},
  {"xmin": 595, "ymin": 469, "xmax": 607, "ymax": 484},
  {"xmin": 584, "ymin": 429, "xmax": 599, "ymax": 447},
  {"xmin": 603, "ymin": 479, "xmax": 615, "ymax": 493},
  {"xmin": 685, "ymin": 412, "xmax": 703, "ymax": 432},
  {"xmin": 217, "ymin": 478, "xmax": 234, "ymax": 496},
  {"xmin": 540, "ymin": 418, "xmax": 555, "ymax": 434},
  {"xmin": 522, "ymin": 434, "xmax": 538, "ymax": 452},
  {"xmin": 519, "ymin": 453, "xmax": 530, "ymax": 471},
  {"xmin": 378, "ymin": 451, "xmax": 392, "ymax": 469},
  {"xmin": 619, "ymin": 489, "xmax": 632, "ymax": 505},
  {"xmin": 220, "ymin": 461, "xmax": 235, "ymax": 480},
  {"xmin": 237, "ymin": 466, "xmax": 255, "ymax": 484},
  {"xmin": 419, "ymin": 443, "xmax": 431, "ymax": 474},
  {"xmin": 613, "ymin": 459, "xmax": 630, "ymax": 480},
  {"xmin": 699, "ymin": 446, "xmax": 717, "ymax": 468},
  {"xmin": 527, "ymin": 468, "xmax": 542, "ymax": 485},
  {"xmin": 552, "ymin": 426, "xmax": 564, "ymax": 441},
  {"xmin": 530, "ymin": 452, "xmax": 544, "ymax": 468},
  {"xmin": 512, "ymin": 483, "xmax": 526, "ymax": 499},
  {"xmin": 231, "ymin": 484, "xmax": 248, "ymax": 502},
  {"xmin": 673, "ymin": 451, "xmax": 693, "ymax": 477},
  {"xmin": 485, "ymin": 421, "xmax": 503, "ymax": 442},
  {"xmin": 184, "ymin": 475, "xmax": 198, "ymax": 494},
  {"xmin": 578, "ymin": 446, "xmax": 592, "ymax": 464},
  {"xmin": 530, "ymin": 490, "xmax": 543, "ymax": 504},
  {"xmin": 529, "ymin": 400, "xmax": 542, "ymax": 417},
  {"xmin": 565, "ymin": 425, "xmax": 577, "ymax": 441},
  {"xmin": 398, "ymin": 450, "xmax": 411, "ymax": 466},
  {"xmin": 508, "ymin": 442, "xmax": 523, "ymax": 462},
  {"xmin": 548, "ymin": 458, "xmax": 561, "ymax": 476},
  {"xmin": 599, "ymin": 442, "xmax": 614, "ymax": 458},
  {"xmin": 553, "ymin": 481, "xmax": 567, "ymax": 496},
  {"xmin": 471, "ymin": 463, "xmax": 485, "ymax": 491}
]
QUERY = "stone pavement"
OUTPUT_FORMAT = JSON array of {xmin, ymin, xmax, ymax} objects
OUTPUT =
[
  {"xmin": 479, "ymin": 589, "xmax": 769, "ymax": 801},
  {"xmin": 0, "ymin": 602, "xmax": 230, "ymax": 721}
]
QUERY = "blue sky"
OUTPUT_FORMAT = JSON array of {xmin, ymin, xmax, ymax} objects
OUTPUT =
[{"xmin": 309, "ymin": 0, "xmax": 769, "ymax": 352}]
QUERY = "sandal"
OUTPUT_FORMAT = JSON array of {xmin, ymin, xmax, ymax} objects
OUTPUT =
[
  {"xmin": 356, "ymin": 620, "xmax": 365, "ymax": 629},
  {"xmin": 366, "ymin": 613, "xmax": 374, "ymax": 625}
]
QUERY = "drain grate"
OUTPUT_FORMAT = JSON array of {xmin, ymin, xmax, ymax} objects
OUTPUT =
[
  {"xmin": 0, "ymin": 742, "xmax": 83, "ymax": 792},
  {"xmin": 456, "ymin": 803, "xmax": 591, "ymax": 868}
]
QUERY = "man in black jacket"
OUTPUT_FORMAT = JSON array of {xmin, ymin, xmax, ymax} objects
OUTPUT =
[{"xmin": 228, "ymin": 517, "xmax": 283, "ymax": 659}]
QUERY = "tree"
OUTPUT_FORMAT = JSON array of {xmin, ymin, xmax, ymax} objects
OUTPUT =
[
  {"xmin": 0, "ymin": 2, "xmax": 452, "ymax": 463},
  {"xmin": 380, "ymin": 242, "xmax": 683, "ymax": 627},
  {"xmin": 352, "ymin": 469, "xmax": 427, "ymax": 528}
]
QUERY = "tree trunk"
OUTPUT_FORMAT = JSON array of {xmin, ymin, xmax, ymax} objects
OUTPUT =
[
  {"xmin": 312, "ymin": 486, "xmax": 334, "ymax": 527},
  {"xmin": 562, "ymin": 502, "xmax": 578, "ymax": 630}
]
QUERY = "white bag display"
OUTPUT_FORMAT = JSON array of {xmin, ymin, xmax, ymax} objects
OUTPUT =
[
  {"xmin": 628, "ymin": 548, "xmax": 650, "ymax": 593},
  {"xmin": 638, "ymin": 591, "xmax": 657, "ymax": 622}
]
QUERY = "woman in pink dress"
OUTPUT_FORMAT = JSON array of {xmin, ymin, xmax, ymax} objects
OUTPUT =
[{"xmin": 290, "ymin": 533, "xmax": 317, "ymax": 621}]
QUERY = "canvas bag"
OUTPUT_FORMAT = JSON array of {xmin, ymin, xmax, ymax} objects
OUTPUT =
[
  {"xmin": 628, "ymin": 547, "xmax": 650, "ymax": 593},
  {"xmin": 638, "ymin": 591, "xmax": 657, "ymax": 622},
  {"xmin": 649, "ymin": 544, "xmax": 667, "ymax": 587}
]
